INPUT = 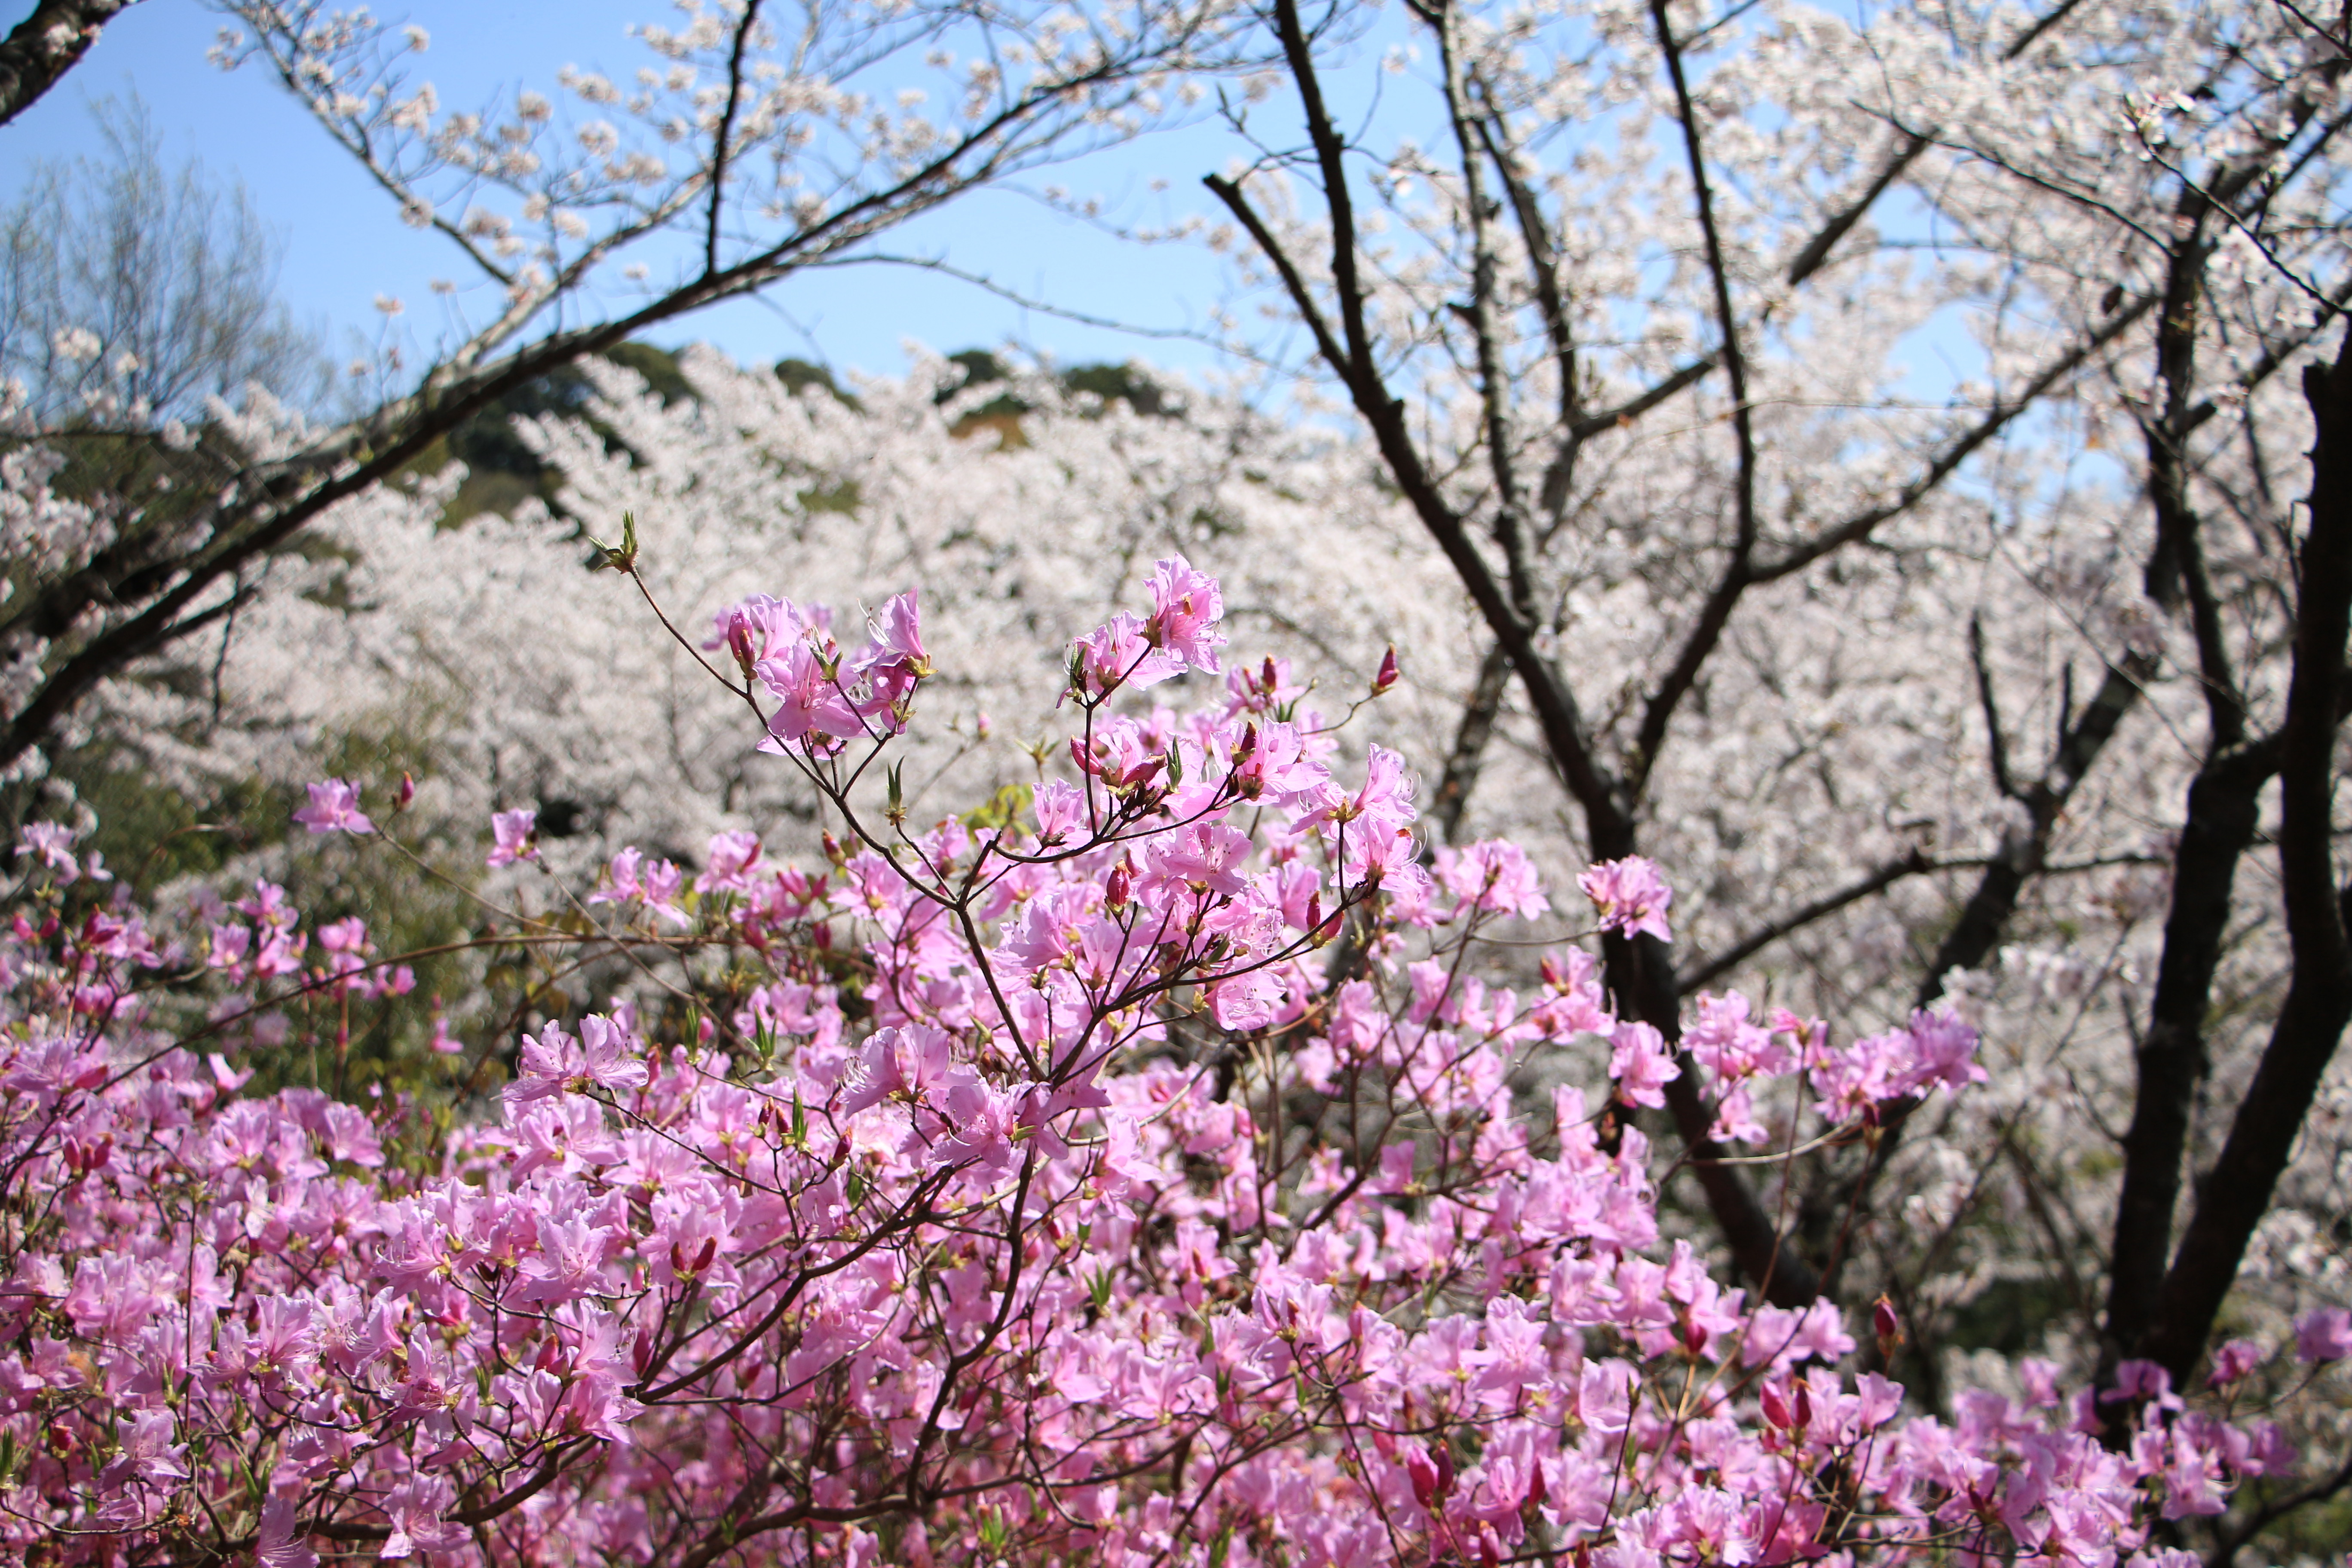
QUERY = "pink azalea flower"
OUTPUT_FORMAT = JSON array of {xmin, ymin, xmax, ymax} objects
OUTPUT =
[
  {"xmin": 2208, "ymin": 1338, "xmax": 2264, "ymax": 1385},
  {"xmin": 1609, "ymin": 1020, "xmax": 1681, "ymax": 1109},
  {"xmin": 1436, "ymin": 839, "xmax": 1550, "ymax": 919},
  {"xmin": 293, "ymin": 779, "xmax": 375, "ymax": 836},
  {"xmin": 755, "ymin": 642, "xmax": 867, "ymax": 747},
  {"xmin": 1145, "ymin": 553, "xmax": 1226, "ymax": 673},
  {"xmin": 695, "ymin": 829, "xmax": 764, "ymax": 894},
  {"xmin": 1579, "ymin": 855, "xmax": 1673, "ymax": 942},
  {"xmin": 255, "ymin": 1498, "xmax": 319, "ymax": 1568},
  {"xmin": 854, "ymin": 588, "xmax": 931, "ymax": 692},
  {"xmin": 1070, "ymin": 611, "xmax": 1182, "ymax": 698},
  {"xmin": 2295, "ymin": 1307, "xmax": 2352, "ymax": 1363},
  {"xmin": 486, "ymin": 808, "xmax": 538, "ymax": 867}
]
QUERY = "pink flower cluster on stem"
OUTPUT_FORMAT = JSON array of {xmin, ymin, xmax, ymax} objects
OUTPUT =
[{"xmin": 0, "ymin": 563, "xmax": 2318, "ymax": 1568}]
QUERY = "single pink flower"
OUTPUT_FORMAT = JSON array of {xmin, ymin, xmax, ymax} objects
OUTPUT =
[
  {"xmin": 1579, "ymin": 855, "xmax": 1673, "ymax": 942},
  {"xmin": 2296, "ymin": 1308, "xmax": 2352, "ymax": 1363},
  {"xmin": 487, "ymin": 808, "xmax": 538, "ymax": 868},
  {"xmin": 293, "ymin": 779, "xmax": 374, "ymax": 836}
]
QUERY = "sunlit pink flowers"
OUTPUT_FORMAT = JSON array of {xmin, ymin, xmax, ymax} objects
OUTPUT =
[{"xmin": 0, "ymin": 561, "xmax": 2318, "ymax": 1568}]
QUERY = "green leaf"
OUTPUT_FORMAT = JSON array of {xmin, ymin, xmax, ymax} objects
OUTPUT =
[{"xmin": 961, "ymin": 781, "xmax": 1034, "ymax": 832}]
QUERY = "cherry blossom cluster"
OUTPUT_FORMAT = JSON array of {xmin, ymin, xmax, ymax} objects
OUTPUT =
[{"xmin": 0, "ymin": 564, "xmax": 2331, "ymax": 1566}]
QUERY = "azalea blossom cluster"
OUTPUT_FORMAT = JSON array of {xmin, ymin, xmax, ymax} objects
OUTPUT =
[{"xmin": 0, "ymin": 566, "xmax": 2333, "ymax": 1566}]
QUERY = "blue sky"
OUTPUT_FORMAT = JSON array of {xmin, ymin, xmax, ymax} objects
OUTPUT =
[{"xmin": 6, "ymin": 0, "xmax": 1260, "ymax": 380}]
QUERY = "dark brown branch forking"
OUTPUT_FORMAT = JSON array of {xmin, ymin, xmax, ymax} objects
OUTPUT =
[{"xmin": 2134, "ymin": 328, "xmax": 2352, "ymax": 1389}]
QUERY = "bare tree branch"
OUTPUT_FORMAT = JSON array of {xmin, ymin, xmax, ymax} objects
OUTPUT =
[
  {"xmin": 704, "ymin": 0, "xmax": 767, "ymax": 279},
  {"xmin": 1677, "ymin": 848, "xmax": 1932, "ymax": 996},
  {"xmin": 1428, "ymin": 643, "xmax": 1513, "ymax": 846},
  {"xmin": 1753, "ymin": 294, "xmax": 2159, "ymax": 583},
  {"xmin": 1969, "ymin": 613, "xmax": 2021, "ymax": 800},
  {"xmin": 1627, "ymin": 0, "xmax": 1761, "ymax": 795},
  {"xmin": 1782, "ymin": 0, "xmax": 2094, "ymax": 286}
]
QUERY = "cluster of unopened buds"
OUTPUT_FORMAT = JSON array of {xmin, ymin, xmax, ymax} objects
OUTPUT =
[{"xmin": 0, "ymin": 556, "xmax": 2333, "ymax": 1566}]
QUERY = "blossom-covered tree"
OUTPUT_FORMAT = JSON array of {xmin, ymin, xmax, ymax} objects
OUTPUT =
[
  {"xmin": 0, "ymin": 0, "xmax": 1265, "ymax": 779},
  {"xmin": 1199, "ymin": 0, "xmax": 2349, "ymax": 1434}
]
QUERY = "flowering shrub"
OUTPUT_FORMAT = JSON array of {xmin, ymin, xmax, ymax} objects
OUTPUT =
[{"xmin": 0, "ymin": 562, "xmax": 2327, "ymax": 1566}]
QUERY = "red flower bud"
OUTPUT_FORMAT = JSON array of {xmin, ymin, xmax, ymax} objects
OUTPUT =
[
  {"xmin": 1406, "ymin": 1447, "xmax": 1440, "ymax": 1508},
  {"xmin": 1106, "ymin": 861, "xmax": 1132, "ymax": 910},
  {"xmin": 1761, "ymin": 1383, "xmax": 1792, "ymax": 1430},
  {"xmin": 1372, "ymin": 645, "xmax": 1399, "ymax": 694}
]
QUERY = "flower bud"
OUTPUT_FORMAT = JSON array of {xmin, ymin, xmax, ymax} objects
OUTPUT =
[
  {"xmin": 1406, "ymin": 1446, "xmax": 1442, "ymax": 1508},
  {"xmin": 1372, "ymin": 645, "xmax": 1399, "ymax": 695},
  {"xmin": 1106, "ymin": 861, "xmax": 1132, "ymax": 911},
  {"xmin": 1874, "ymin": 1293, "xmax": 1905, "ymax": 1357},
  {"xmin": 1761, "ymin": 1383, "xmax": 1792, "ymax": 1430},
  {"xmin": 395, "ymin": 772, "xmax": 416, "ymax": 811}
]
